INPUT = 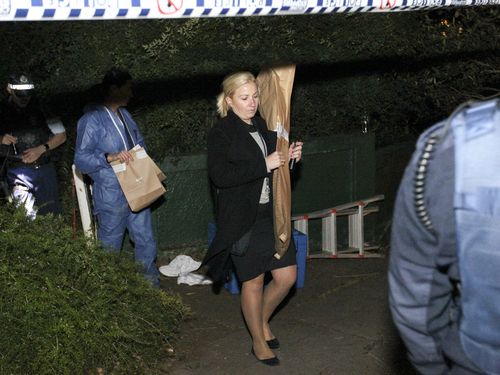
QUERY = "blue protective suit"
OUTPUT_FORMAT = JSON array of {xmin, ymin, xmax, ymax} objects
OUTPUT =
[
  {"xmin": 74, "ymin": 105, "xmax": 159, "ymax": 287},
  {"xmin": 389, "ymin": 99, "xmax": 500, "ymax": 375}
]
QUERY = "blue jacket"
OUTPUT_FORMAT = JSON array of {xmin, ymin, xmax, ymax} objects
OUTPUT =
[
  {"xmin": 74, "ymin": 105, "xmax": 145, "ymax": 214},
  {"xmin": 389, "ymin": 99, "xmax": 500, "ymax": 375}
]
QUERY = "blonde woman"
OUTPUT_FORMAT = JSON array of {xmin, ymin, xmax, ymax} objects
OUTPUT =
[{"xmin": 203, "ymin": 71, "xmax": 303, "ymax": 366}]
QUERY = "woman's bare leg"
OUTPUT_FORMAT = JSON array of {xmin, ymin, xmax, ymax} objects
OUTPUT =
[
  {"xmin": 262, "ymin": 265, "xmax": 297, "ymax": 340},
  {"xmin": 241, "ymin": 273, "xmax": 275, "ymax": 359}
]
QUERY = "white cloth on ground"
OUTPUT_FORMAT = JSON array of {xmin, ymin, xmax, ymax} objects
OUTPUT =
[{"xmin": 159, "ymin": 255, "xmax": 212, "ymax": 286}]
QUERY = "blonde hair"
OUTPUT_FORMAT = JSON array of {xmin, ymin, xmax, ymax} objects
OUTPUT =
[{"xmin": 216, "ymin": 71, "xmax": 257, "ymax": 117}]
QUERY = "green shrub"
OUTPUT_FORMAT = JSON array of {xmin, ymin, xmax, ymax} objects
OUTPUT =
[{"xmin": 0, "ymin": 205, "xmax": 189, "ymax": 375}]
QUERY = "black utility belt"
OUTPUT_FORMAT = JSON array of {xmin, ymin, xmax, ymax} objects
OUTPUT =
[{"xmin": 9, "ymin": 161, "xmax": 51, "ymax": 169}]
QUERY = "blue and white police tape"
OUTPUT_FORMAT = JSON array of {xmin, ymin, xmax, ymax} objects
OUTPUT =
[{"xmin": 0, "ymin": 0, "xmax": 498, "ymax": 21}]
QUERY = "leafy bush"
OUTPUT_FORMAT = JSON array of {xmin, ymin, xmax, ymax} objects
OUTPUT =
[
  {"xmin": 0, "ymin": 205, "xmax": 189, "ymax": 375},
  {"xmin": 0, "ymin": 7, "xmax": 497, "ymax": 216},
  {"xmin": 0, "ymin": 9, "xmax": 497, "ymax": 156}
]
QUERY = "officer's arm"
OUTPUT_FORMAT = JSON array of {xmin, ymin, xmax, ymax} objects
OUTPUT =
[
  {"xmin": 388, "ymin": 131, "xmax": 453, "ymax": 375},
  {"xmin": 45, "ymin": 132, "xmax": 67, "ymax": 151},
  {"xmin": 0, "ymin": 134, "xmax": 17, "ymax": 145},
  {"xmin": 46, "ymin": 118, "xmax": 67, "ymax": 150},
  {"xmin": 388, "ymin": 243, "xmax": 449, "ymax": 375},
  {"xmin": 20, "ymin": 117, "xmax": 67, "ymax": 163}
]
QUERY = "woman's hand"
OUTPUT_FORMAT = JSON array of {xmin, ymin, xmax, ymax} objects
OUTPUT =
[
  {"xmin": 107, "ymin": 150, "xmax": 134, "ymax": 164},
  {"xmin": 266, "ymin": 151, "xmax": 285, "ymax": 171},
  {"xmin": 289, "ymin": 141, "xmax": 303, "ymax": 163}
]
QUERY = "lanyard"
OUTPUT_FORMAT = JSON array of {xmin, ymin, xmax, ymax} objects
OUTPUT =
[{"xmin": 104, "ymin": 106, "xmax": 135, "ymax": 150}]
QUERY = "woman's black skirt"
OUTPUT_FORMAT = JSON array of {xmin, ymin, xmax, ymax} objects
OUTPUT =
[{"xmin": 231, "ymin": 202, "xmax": 296, "ymax": 282}]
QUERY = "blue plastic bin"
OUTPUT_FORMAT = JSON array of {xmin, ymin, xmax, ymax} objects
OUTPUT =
[
  {"xmin": 208, "ymin": 222, "xmax": 307, "ymax": 294},
  {"xmin": 294, "ymin": 230, "xmax": 307, "ymax": 289}
]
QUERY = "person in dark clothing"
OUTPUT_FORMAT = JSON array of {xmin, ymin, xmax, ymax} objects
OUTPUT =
[
  {"xmin": 0, "ymin": 73, "xmax": 66, "ymax": 217},
  {"xmin": 203, "ymin": 71, "xmax": 303, "ymax": 366},
  {"xmin": 389, "ymin": 98, "xmax": 500, "ymax": 375}
]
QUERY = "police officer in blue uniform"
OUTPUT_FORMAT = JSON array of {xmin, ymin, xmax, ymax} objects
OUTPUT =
[
  {"xmin": 389, "ymin": 98, "xmax": 500, "ymax": 375},
  {"xmin": 0, "ymin": 73, "xmax": 66, "ymax": 217},
  {"xmin": 74, "ymin": 68, "xmax": 160, "ymax": 287}
]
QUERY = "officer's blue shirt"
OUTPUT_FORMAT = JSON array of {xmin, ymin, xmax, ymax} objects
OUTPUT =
[{"xmin": 389, "ymin": 122, "xmax": 481, "ymax": 375}]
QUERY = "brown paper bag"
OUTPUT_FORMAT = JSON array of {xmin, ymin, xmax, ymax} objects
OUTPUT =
[
  {"xmin": 132, "ymin": 146, "xmax": 167, "ymax": 182},
  {"xmin": 152, "ymin": 159, "xmax": 166, "ymax": 182},
  {"xmin": 111, "ymin": 147, "xmax": 166, "ymax": 212},
  {"xmin": 257, "ymin": 64, "xmax": 296, "ymax": 259}
]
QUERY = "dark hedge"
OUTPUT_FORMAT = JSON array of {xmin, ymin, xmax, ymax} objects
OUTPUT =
[
  {"xmin": 0, "ymin": 9, "xmax": 498, "ymax": 156},
  {"xmin": 0, "ymin": 204, "xmax": 189, "ymax": 374},
  {"xmin": 0, "ymin": 8, "xmax": 498, "ymax": 214}
]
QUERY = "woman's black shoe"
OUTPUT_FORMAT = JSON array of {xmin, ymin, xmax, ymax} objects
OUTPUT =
[
  {"xmin": 266, "ymin": 338, "xmax": 280, "ymax": 349},
  {"xmin": 251, "ymin": 348, "xmax": 280, "ymax": 366}
]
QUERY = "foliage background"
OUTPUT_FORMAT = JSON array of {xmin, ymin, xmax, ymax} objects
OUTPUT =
[{"xmin": 0, "ymin": 7, "xmax": 498, "ymax": 212}]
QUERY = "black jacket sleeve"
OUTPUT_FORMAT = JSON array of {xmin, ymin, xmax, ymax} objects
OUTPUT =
[{"xmin": 207, "ymin": 125, "xmax": 269, "ymax": 188}]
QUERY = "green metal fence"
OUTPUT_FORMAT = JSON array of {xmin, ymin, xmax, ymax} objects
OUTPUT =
[{"xmin": 152, "ymin": 133, "xmax": 378, "ymax": 251}]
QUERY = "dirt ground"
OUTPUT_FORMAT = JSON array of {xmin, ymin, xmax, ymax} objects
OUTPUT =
[{"xmin": 160, "ymin": 258, "xmax": 417, "ymax": 375}]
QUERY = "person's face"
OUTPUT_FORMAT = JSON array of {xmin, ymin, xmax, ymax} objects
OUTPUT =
[
  {"xmin": 8, "ymin": 87, "xmax": 32, "ymax": 108},
  {"xmin": 110, "ymin": 80, "xmax": 133, "ymax": 106},
  {"xmin": 226, "ymin": 82, "xmax": 259, "ymax": 124}
]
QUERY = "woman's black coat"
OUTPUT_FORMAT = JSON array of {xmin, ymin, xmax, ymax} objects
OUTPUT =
[{"xmin": 203, "ymin": 110, "xmax": 276, "ymax": 284}]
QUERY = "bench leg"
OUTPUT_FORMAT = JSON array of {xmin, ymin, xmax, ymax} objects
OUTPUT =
[
  {"xmin": 322, "ymin": 213, "xmax": 337, "ymax": 257},
  {"xmin": 348, "ymin": 206, "xmax": 365, "ymax": 256}
]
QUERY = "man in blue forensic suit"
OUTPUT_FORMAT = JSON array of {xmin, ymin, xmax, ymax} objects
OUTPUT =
[
  {"xmin": 0, "ymin": 73, "xmax": 66, "ymax": 217},
  {"xmin": 389, "ymin": 98, "xmax": 500, "ymax": 375},
  {"xmin": 74, "ymin": 67, "xmax": 159, "ymax": 287}
]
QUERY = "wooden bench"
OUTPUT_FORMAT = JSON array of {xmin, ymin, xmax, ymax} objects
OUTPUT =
[
  {"xmin": 72, "ymin": 164, "xmax": 94, "ymax": 238},
  {"xmin": 292, "ymin": 195, "xmax": 384, "ymax": 258}
]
